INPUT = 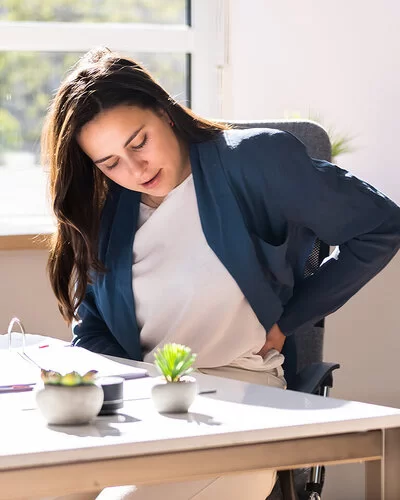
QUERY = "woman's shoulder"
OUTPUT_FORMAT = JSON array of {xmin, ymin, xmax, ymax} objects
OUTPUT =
[
  {"xmin": 222, "ymin": 126, "xmax": 285, "ymax": 143},
  {"xmin": 222, "ymin": 126, "xmax": 296, "ymax": 146},
  {"xmin": 213, "ymin": 127, "xmax": 303, "ymax": 160},
  {"xmin": 208, "ymin": 127, "xmax": 304, "ymax": 180}
]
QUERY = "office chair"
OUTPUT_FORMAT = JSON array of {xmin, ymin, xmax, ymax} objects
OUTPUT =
[{"xmin": 228, "ymin": 120, "xmax": 340, "ymax": 500}]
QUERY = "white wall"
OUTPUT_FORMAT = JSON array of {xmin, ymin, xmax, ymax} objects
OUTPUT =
[
  {"xmin": 229, "ymin": 0, "xmax": 400, "ymax": 202},
  {"xmin": 0, "ymin": 250, "xmax": 70, "ymax": 340},
  {"xmin": 228, "ymin": 1, "xmax": 400, "ymax": 498}
]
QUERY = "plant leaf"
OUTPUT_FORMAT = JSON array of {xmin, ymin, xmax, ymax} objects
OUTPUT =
[{"xmin": 154, "ymin": 343, "xmax": 197, "ymax": 382}]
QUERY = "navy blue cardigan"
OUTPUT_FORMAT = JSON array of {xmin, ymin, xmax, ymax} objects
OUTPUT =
[{"xmin": 73, "ymin": 128, "xmax": 400, "ymax": 382}]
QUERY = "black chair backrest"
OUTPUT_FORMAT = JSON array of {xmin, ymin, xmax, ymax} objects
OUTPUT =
[{"xmin": 228, "ymin": 120, "xmax": 332, "ymax": 380}]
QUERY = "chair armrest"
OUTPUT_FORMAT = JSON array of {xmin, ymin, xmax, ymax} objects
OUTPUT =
[{"xmin": 291, "ymin": 362, "xmax": 340, "ymax": 394}]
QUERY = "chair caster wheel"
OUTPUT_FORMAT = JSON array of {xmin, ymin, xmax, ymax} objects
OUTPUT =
[{"xmin": 299, "ymin": 490, "xmax": 322, "ymax": 500}]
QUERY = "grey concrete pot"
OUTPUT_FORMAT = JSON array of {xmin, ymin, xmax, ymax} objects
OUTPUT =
[
  {"xmin": 36, "ymin": 384, "xmax": 104, "ymax": 425},
  {"xmin": 151, "ymin": 376, "xmax": 198, "ymax": 413}
]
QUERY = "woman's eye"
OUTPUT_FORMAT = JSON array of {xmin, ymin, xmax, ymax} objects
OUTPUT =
[
  {"xmin": 131, "ymin": 135, "xmax": 147, "ymax": 150},
  {"xmin": 105, "ymin": 160, "xmax": 119, "ymax": 171}
]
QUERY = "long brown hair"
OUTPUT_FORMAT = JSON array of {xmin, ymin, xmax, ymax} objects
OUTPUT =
[{"xmin": 42, "ymin": 47, "xmax": 228, "ymax": 324}]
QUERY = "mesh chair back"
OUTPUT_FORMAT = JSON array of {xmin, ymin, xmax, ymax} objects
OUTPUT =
[{"xmin": 228, "ymin": 120, "xmax": 332, "ymax": 377}]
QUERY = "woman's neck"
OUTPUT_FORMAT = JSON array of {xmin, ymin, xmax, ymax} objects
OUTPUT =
[{"xmin": 141, "ymin": 193, "xmax": 165, "ymax": 209}]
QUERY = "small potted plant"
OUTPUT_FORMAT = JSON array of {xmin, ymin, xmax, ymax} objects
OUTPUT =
[
  {"xmin": 35, "ymin": 369, "xmax": 104, "ymax": 425},
  {"xmin": 151, "ymin": 343, "xmax": 198, "ymax": 413}
]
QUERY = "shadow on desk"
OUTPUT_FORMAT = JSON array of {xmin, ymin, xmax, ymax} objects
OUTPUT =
[
  {"xmin": 163, "ymin": 411, "xmax": 222, "ymax": 426},
  {"xmin": 49, "ymin": 412, "xmax": 140, "ymax": 437}
]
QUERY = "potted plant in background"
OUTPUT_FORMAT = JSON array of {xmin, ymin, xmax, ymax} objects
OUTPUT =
[
  {"xmin": 151, "ymin": 343, "xmax": 198, "ymax": 413},
  {"xmin": 36, "ymin": 369, "xmax": 104, "ymax": 425},
  {"xmin": 319, "ymin": 115, "xmax": 354, "ymax": 162},
  {"xmin": 284, "ymin": 111, "xmax": 354, "ymax": 162}
]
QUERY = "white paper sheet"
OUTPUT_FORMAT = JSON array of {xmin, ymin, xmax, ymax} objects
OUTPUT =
[{"xmin": 0, "ymin": 345, "xmax": 147, "ymax": 391}]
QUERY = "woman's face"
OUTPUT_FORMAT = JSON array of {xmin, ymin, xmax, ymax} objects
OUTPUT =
[{"xmin": 77, "ymin": 105, "xmax": 190, "ymax": 197}]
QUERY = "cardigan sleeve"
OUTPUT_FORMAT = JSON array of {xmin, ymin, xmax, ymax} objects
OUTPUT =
[
  {"xmin": 252, "ymin": 131, "xmax": 400, "ymax": 336},
  {"xmin": 72, "ymin": 286, "xmax": 129, "ymax": 358}
]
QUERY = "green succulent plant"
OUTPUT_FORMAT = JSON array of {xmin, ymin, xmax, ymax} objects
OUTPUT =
[
  {"xmin": 40, "ymin": 369, "xmax": 98, "ymax": 386},
  {"xmin": 154, "ymin": 343, "xmax": 197, "ymax": 382}
]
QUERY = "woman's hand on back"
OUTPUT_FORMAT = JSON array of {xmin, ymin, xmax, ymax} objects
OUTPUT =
[{"xmin": 257, "ymin": 323, "xmax": 286, "ymax": 358}]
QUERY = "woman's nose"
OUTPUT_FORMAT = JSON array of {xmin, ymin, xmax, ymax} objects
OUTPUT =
[{"xmin": 126, "ymin": 155, "xmax": 148, "ymax": 177}]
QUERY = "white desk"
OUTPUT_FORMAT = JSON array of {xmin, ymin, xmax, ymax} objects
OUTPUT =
[{"xmin": 1, "ymin": 359, "xmax": 400, "ymax": 499}]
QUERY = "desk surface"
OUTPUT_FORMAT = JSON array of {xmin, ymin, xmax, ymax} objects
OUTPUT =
[{"xmin": 1, "ymin": 363, "xmax": 400, "ymax": 472}]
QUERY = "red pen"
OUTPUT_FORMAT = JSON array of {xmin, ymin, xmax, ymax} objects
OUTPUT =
[{"xmin": 0, "ymin": 384, "xmax": 35, "ymax": 394}]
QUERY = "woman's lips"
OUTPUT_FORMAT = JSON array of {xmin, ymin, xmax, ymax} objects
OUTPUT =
[{"xmin": 141, "ymin": 170, "xmax": 161, "ymax": 189}]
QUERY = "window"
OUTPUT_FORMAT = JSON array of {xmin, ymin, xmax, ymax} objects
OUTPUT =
[
  {"xmin": 0, "ymin": 0, "xmax": 227, "ymax": 239},
  {"xmin": 0, "ymin": 0, "xmax": 188, "ymax": 24}
]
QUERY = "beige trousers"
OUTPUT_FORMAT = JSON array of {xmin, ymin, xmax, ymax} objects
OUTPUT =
[{"xmin": 40, "ymin": 361, "xmax": 286, "ymax": 500}]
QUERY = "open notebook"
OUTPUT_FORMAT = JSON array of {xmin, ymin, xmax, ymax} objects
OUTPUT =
[{"xmin": 0, "ymin": 344, "xmax": 147, "ymax": 390}]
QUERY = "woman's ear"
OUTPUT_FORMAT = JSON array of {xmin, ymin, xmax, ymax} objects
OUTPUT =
[{"xmin": 158, "ymin": 107, "xmax": 174, "ymax": 128}]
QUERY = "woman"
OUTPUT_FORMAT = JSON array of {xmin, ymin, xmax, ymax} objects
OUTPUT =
[{"xmin": 42, "ymin": 47, "xmax": 400, "ymax": 500}]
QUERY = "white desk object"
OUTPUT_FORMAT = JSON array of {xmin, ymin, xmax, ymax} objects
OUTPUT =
[{"xmin": 0, "ymin": 357, "xmax": 399, "ymax": 499}]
